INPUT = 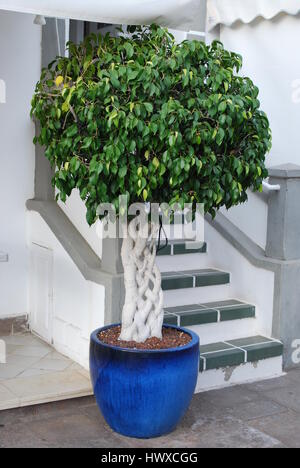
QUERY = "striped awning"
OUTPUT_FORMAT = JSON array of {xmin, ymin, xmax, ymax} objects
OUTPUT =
[
  {"xmin": 0, "ymin": 0, "xmax": 206, "ymax": 31},
  {"xmin": 207, "ymin": 0, "xmax": 300, "ymax": 31}
]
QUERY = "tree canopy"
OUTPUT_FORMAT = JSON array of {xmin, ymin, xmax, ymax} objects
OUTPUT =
[{"xmin": 31, "ymin": 25, "xmax": 271, "ymax": 225}]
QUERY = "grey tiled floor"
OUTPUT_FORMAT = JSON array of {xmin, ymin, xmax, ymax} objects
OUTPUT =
[{"xmin": 1, "ymin": 369, "xmax": 300, "ymax": 447}]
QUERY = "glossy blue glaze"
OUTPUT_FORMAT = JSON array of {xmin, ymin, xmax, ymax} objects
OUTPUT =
[{"xmin": 90, "ymin": 324, "xmax": 199, "ymax": 439}]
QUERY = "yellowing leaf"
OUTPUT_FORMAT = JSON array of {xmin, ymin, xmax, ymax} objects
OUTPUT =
[
  {"xmin": 62, "ymin": 101, "xmax": 70, "ymax": 113},
  {"xmin": 143, "ymin": 189, "xmax": 148, "ymax": 201},
  {"xmin": 64, "ymin": 162, "xmax": 69, "ymax": 171},
  {"xmin": 216, "ymin": 194, "xmax": 223, "ymax": 205},
  {"xmin": 55, "ymin": 76, "xmax": 64, "ymax": 87},
  {"xmin": 153, "ymin": 157, "xmax": 160, "ymax": 169},
  {"xmin": 145, "ymin": 150, "xmax": 150, "ymax": 160}
]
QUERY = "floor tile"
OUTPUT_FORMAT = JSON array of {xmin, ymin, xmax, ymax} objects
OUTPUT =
[
  {"xmin": 201, "ymin": 348, "xmax": 245, "ymax": 371},
  {"xmin": 200, "ymin": 342, "xmax": 234, "ymax": 354},
  {"xmin": 260, "ymin": 382, "xmax": 300, "ymax": 413},
  {"xmin": 1, "ymin": 370, "xmax": 92, "ymax": 406},
  {"xmin": 0, "ymin": 355, "xmax": 41, "ymax": 380},
  {"xmin": 200, "ymin": 299, "xmax": 244, "ymax": 308},
  {"xmin": 163, "ymin": 314, "xmax": 178, "ymax": 325},
  {"xmin": 0, "ymin": 421, "xmax": 49, "ymax": 448},
  {"xmin": 226, "ymin": 398, "xmax": 287, "ymax": 422},
  {"xmin": 245, "ymin": 342, "xmax": 283, "ymax": 362},
  {"xmin": 3, "ymin": 371, "xmax": 300, "ymax": 448},
  {"xmin": 0, "ymin": 383, "xmax": 19, "ymax": 411},
  {"xmin": 228, "ymin": 336, "xmax": 273, "ymax": 347},
  {"xmin": 46, "ymin": 350, "xmax": 72, "ymax": 361},
  {"xmin": 0, "ymin": 334, "xmax": 46, "ymax": 347},
  {"xmin": 18, "ymin": 368, "xmax": 56, "ymax": 378},
  {"xmin": 249, "ymin": 411, "xmax": 300, "ymax": 448},
  {"xmin": 180, "ymin": 309, "xmax": 218, "ymax": 326},
  {"xmin": 31, "ymin": 357, "xmax": 73, "ymax": 372},
  {"xmin": 220, "ymin": 304, "xmax": 255, "ymax": 321},
  {"xmin": 10, "ymin": 345, "xmax": 51, "ymax": 358}
]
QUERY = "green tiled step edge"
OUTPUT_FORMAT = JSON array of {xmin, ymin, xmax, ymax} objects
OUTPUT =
[
  {"xmin": 161, "ymin": 269, "xmax": 230, "ymax": 291},
  {"xmin": 157, "ymin": 241, "xmax": 207, "ymax": 256},
  {"xmin": 199, "ymin": 336, "xmax": 283, "ymax": 372},
  {"xmin": 164, "ymin": 299, "xmax": 255, "ymax": 327}
]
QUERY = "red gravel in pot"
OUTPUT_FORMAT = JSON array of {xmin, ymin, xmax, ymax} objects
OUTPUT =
[{"xmin": 98, "ymin": 326, "xmax": 192, "ymax": 350}]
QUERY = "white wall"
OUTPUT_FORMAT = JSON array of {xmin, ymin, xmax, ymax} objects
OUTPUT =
[
  {"xmin": 209, "ymin": 14, "xmax": 300, "ymax": 248},
  {"xmin": 220, "ymin": 191, "xmax": 268, "ymax": 250},
  {"xmin": 220, "ymin": 14, "xmax": 300, "ymax": 168},
  {"xmin": 0, "ymin": 11, "xmax": 41, "ymax": 318},
  {"xmin": 58, "ymin": 190, "xmax": 102, "ymax": 259},
  {"xmin": 27, "ymin": 211, "xmax": 105, "ymax": 368},
  {"xmin": 205, "ymin": 222, "xmax": 275, "ymax": 337}
]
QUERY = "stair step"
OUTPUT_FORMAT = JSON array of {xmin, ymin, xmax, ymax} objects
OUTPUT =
[
  {"xmin": 157, "ymin": 240, "xmax": 207, "ymax": 256},
  {"xmin": 161, "ymin": 269, "xmax": 230, "ymax": 291},
  {"xmin": 164, "ymin": 299, "xmax": 255, "ymax": 326},
  {"xmin": 199, "ymin": 336, "xmax": 283, "ymax": 372}
]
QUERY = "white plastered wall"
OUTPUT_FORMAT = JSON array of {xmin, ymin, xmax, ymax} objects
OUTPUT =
[
  {"xmin": 207, "ymin": 14, "xmax": 300, "ymax": 250},
  {"xmin": 0, "ymin": 11, "xmax": 41, "ymax": 318},
  {"xmin": 58, "ymin": 191, "xmax": 102, "ymax": 259},
  {"xmin": 27, "ymin": 211, "xmax": 105, "ymax": 368},
  {"xmin": 220, "ymin": 14, "xmax": 300, "ymax": 168},
  {"xmin": 205, "ymin": 222, "xmax": 275, "ymax": 337}
]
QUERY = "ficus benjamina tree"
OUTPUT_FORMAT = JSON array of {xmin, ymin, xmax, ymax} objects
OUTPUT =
[{"xmin": 31, "ymin": 25, "xmax": 271, "ymax": 343}]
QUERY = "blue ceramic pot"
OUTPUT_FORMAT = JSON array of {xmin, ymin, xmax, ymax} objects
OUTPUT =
[{"xmin": 89, "ymin": 324, "xmax": 199, "ymax": 439}]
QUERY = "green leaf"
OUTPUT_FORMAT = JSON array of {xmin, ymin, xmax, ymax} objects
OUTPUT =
[
  {"xmin": 119, "ymin": 166, "xmax": 127, "ymax": 178},
  {"xmin": 31, "ymin": 25, "xmax": 271, "ymax": 224},
  {"xmin": 144, "ymin": 103, "xmax": 153, "ymax": 113},
  {"xmin": 81, "ymin": 137, "xmax": 93, "ymax": 149},
  {"xmin": 218, "ymin": 101, "xmax": 227, "ymax": 113},
  {"xmin": 216, "ymin": 128, "xmax": 225, "ymax": 146},
  {"xmin": 66, "ymin": 124, "xmax": 78, "ymax": 138},
  {"xmin": 124, "ymin": 43, "xmax": 134, "ymax": 59}
]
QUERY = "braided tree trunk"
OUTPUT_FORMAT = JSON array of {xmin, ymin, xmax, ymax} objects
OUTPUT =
[{"xmin": 119, "ymin": 216, "xmax": 164, "ymax": 343}]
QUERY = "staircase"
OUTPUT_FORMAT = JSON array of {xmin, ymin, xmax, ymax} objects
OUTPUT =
[{"xmin": 157, "ymin": 240, "xmax": 283, "ymax": 392}]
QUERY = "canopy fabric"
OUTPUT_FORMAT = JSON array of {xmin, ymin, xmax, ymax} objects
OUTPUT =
[
  {"xmin": 0, "ymin": 0, "xmax": 205, "ymax": 31},
  {"xmin": 207, "ymin": 0, "xmax": 300, "ymax": 31}
]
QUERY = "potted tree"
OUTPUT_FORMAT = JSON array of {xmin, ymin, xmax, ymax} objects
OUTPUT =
[{"xmin": 31, "ymin": 25, "xmax": 271, "ymax": 438}]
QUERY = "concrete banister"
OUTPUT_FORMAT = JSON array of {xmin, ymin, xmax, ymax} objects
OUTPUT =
[{"xmin": 266, "ymin": 164, "xmax": 300, "ymax": 261}]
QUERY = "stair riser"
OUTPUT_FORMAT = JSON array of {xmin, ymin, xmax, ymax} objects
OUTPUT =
[
  {"xmin": 157, "ymin": 253, "xmax": 211, "ymax": 273},
  {"xmin": 195, "ymin": 356, "xmax": 283, "ymax": 393},
  {"xmin": 163, "ymin": 284, "xmax": 233, "ymax": 308},
  {"xmin": 186, "ymin": 319, "xmax": 258, "ymax": 346}
]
